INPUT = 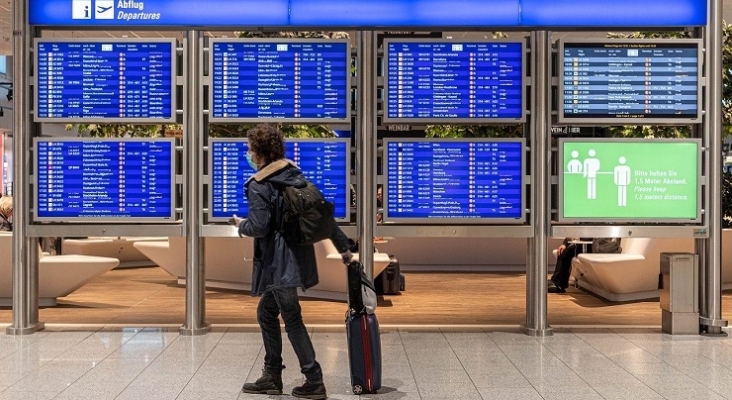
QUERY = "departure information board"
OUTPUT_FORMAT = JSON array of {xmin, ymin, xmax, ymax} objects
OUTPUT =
[
  {"xmin": 384, "ymin": 139, "xmax": 524, "ymax": 223},
  {"xmin": 34, "ymin": 139, "xmax": 175, "ymax": 222},
  {"xmin": 209, "ymin": 39, "xmax": 350, "ymax": 123},
  {"xmin": 559, "ymin": 40, "xmax": 701, "ymax": 123},
  {"xmin": 34, "ymin": 39, "xmax": 176, "ymax": 122},
  {"xmin": 383, "ymin": 40, "xmax": 524, "ymax": 124},
  {"xmin": 209, "ymin": 139, "xmax": 350, "ymax": 221}
]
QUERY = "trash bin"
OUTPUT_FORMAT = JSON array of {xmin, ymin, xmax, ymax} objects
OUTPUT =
[{"xmin": 660, "ymin": 253, "xmax": 698, "ymax": 335}]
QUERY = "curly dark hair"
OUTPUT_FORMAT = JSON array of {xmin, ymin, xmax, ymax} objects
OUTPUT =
[{"xmin": 247, "ymin": 124, "xmax": 285, "ymax": 166}]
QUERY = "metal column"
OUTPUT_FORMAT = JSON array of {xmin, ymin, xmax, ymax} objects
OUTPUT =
[
  {"xmin": 523, "ymin": 31, "xmax": 552, "ymax": 337},
  {"xmin": 7, "ymin": 0, "xmax": 43, "ymax": 335},
  {"xmin": 700, "ymin": 0, "xmax": 728, "ymax": 335},
  {"xmin": 181, "ymin": 31, "xmax": 209, "ymax": 336},
  {"xmin": 356, "ymin": 31, "xmax": 376, "ymax": 277}
]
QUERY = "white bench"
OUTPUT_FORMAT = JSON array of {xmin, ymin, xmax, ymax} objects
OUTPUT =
[
  {"xmin": 133, "ymin": 237, "xmax": 255, "ymax": 290},
  {"xmin": 303, "ymin": 239, "xmax": 391, "ymax": 301},
  {"xmin": 570, "ymin": 237, "xmax": 694, "ymax": 302},
  {"xmin": 134, "ymin": 237, "xmax": 391, "ymax": 301},
  {"xmin": 62, "ymin": 237, "xmax": 166, "ymax": 268},
  {"xmin": 0, "ymin": 233, "xmax": 120, "ymax": 306}
]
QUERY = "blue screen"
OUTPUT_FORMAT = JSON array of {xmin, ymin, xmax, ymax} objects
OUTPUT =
[
  {"xmin": 210, "ymin": 41, "xmax": 350, "ymax": 121},
  {"xmin": 210, "ymin": 140, "xmax": 349, "ymax": 220},
  {"xmin": 385, "ymin": 42, "xmax": 523, "ymax": 121},
  {"xmin": 385, "ymin": 140, "xmax": 523, "ymax": 220},
  {"xmin": 35, "ymin": 41, "xmax": 174, "ymax": 121},
  {"xmin": 35, "ymin": 140, "xmax": 175, "ymax": 220},
  {"xmin": 562, "ymin": 42, "xmax": 699, "ymax": 120}
]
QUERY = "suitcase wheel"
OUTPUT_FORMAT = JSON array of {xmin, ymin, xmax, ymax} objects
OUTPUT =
[{"xmin": 352, "ymin": 385, "xmax": 363, "ymax": 395}]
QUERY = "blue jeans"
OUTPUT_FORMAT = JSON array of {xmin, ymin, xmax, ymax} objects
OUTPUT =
[{"xmin": 258, "ymin": 287, "xmax": 322, "ymax": 382}]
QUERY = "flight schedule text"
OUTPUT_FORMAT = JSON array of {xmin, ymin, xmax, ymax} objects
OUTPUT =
[
  {"xmin": 36, "ymin": 41, "xmax": 174, "ymax": 120},
  {"xmin": 210, "ymin": 41, "xmax": 349, "ymax": 121},
  {"xmin": 385, "ymin": 140, "xmax": 523, "ymax": 221},
  {"xmin": 385, "ymin": 42, "xmax": 523, "ymax": 121},
  {"xmin": 562, "ymin": 42, "xmax": 699, "ymax": 119},
  {"xmin": 36, "ymin": 140, "xmax": 174, "ymax": 220}
]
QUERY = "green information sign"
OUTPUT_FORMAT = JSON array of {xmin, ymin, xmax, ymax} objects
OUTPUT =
[{"xmin": 560, "ymin": 139, "xmax": 700, "ymax": 222}]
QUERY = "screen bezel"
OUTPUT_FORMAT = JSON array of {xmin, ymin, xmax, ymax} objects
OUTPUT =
[
  {"xmin": 207, "ymin": 137, "xmax": 352, "ymax": 223},
  {"xmin": 208, "ymin": 38, "xmax": 352, "ymax": 124},
  {"xmin": 556, "ymin": 38, "xmax": 703, "ymax": 125},
  {"xmin": 557, "ymin": 138, "xmax": 702, "ymax": 223},
  {"xmin": 381, "ymin": 39, "xmax": 527, "ymax": 125},
  {"xmin": 382, "ymin": 138, "xmax": 526, "ymax": 224},
  {"xmin": 33, "ymin": 137, "xmax": 177, "ymax": 223},
  {"xmin": 33, "ymin": 38, "xmax": 177, "ymax": 123}
]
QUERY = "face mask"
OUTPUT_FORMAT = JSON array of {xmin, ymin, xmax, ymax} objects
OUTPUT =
[{"xmin": 246, "ymin": 152, "xmax": 258, "ymax": 170}]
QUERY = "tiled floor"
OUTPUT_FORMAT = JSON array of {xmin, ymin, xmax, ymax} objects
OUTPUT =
[{"xmin": 0, "ymin": 326, "xmax": 731, "ymax": 399}]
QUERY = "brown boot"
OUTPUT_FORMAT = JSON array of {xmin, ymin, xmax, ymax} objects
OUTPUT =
[
  {"xmin": 292, "ymin": 379, "xmax": 327, "ymax": 399},
  {"xmin": 241, "ymin": 366, "xmax": 284, "ymax": 395}
]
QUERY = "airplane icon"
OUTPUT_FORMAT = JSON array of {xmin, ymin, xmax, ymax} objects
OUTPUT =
[{"xmin": 94, "ymin": 0, "xmax": 114, "ymax": 19}]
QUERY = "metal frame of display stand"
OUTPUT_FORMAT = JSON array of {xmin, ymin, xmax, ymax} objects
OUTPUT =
[{"xmin": 7, "ymin": 0, "xmax": 723, "ymax": 337}]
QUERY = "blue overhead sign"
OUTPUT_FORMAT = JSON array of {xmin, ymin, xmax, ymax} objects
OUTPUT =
[
  {"xmin": 289, "ymin": 0, "xmax": 520, "ymax": 27},
  {"xmin": 28, "ymin": 0, "xmax": 707, "ymax": 27},
  {"xmin": 31, "ymin": 0, "xmax": 290, "ymax": 26},
  {"xmin": 521, "ymin": 0, "xmax": 706, "ymax": 27}
]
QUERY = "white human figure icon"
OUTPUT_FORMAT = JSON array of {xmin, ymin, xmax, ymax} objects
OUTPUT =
[
  {"xmin": 567, "ymin": 150, "xmax": 582, "ymax": 173},
  {"xmin": 583, "ymin": 149, "xmax": 600, "ymax": 199},
  {"xmin": 614, "ymin": 156, "xmax": 631, "ymax": 207}
]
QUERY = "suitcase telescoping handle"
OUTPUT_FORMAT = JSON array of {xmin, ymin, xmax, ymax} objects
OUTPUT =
[
  {"xmin": 346, "ymin": 260, "xmax": 365, "ymax": 314},
  {"xmin": 346, "ymin": 260, "xmax": 378, "ymax": 315}
]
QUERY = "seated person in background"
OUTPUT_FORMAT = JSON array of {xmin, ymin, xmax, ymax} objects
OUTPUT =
[
  {"xmin": 376, "ymin": 185, "xmax": 383, "ymax": 224},
  {"xmin": 548, "ymin": 237, "xmax": 620, "ymax": 293},
  {"xmin": 0, "ymin": 195, "xmax": 12, "ymax": 231}
]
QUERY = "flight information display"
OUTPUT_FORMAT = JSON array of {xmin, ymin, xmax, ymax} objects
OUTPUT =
[
  {"xmin": 559, "ymin": 40, "xmax": 701, "ymax": 123},
  {"xmin": 34, "ymin": 39, "xmax": 176, "ymax": 122},
  {"xmin": 383, "ymin": 40, "xmax": 524, "ymax": 123},
  {"xmin": 384, "ymin": 139, "xmax": 524, "ymax": 223},
  {"xmin": 209, "ymin": 139, "xmax": 350, "ymax": 221},
  {"xmin": 35, "ymin": 139, "xmax": 175, "ymax": 222},
  {"xmin": 209, "ymin": 39, "xmax": 350, "ymax": 123}
]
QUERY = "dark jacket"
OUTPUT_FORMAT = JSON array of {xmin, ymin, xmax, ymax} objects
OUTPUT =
[
  {"xmin": 562, "ymin": 237, "xmax": 620, "ymax": 254},
  {"xmin": 0, "ymin": 214, "xmax": 12, "ymax": 231},
  {"xmin": 562, "ymin": 237, "xmax": 593, "ymax": 251},
  {"xmin": 238, "ymin": 159, "xmax": 351, "ymax": 296}
]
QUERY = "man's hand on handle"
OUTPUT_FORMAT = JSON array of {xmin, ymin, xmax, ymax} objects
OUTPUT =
[
  {"xmin": 341, "ymin": 250, "xmax": 353, "ymax": 264},
  {"xmin": 231, "ymin": 214, "xmax": 245, "ymax": 227}
]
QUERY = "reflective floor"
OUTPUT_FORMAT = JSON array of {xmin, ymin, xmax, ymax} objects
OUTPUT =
[{"xmin": 0, "ymin": 326, "xmax": 731, "ymax": 399}]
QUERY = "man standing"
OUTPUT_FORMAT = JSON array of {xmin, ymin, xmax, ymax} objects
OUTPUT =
[{"xmin": 234, "ymin": 124, "xmax": 353, "ymax": 400}]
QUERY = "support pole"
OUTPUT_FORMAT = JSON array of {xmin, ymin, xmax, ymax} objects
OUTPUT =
[
  {"xmin": 356, "ymin": 31, "xmax": 377, "ymax": 277},
  {"xmin": 700, "ymin": 0, "xmax": 727, "ymax": 336},
  {"xmin": 181, "ymin": 31, "xmax": 209, "ymax": 336},
  {"xmin": 523, "ymin": 31, "xmax": 552, "ymax": 337},
  {"xmin": 7, "ymin": 0, "xmax": 43, "ymax": 335}
]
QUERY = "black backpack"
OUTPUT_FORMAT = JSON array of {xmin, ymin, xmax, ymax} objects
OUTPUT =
[{"xmin": 279, "ymin": 180, "xmax": 334, "ymax": 246}]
